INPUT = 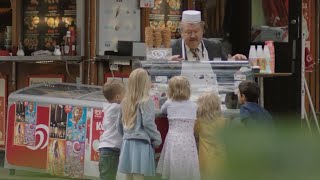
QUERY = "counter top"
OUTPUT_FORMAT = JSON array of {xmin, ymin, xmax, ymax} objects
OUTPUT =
[
  {"xmin": 95, "ymin": 55, "xmax": 145, "ymax": 61},
  {"xmin": 0, "ymin": 56, "xmax": 82, "ymax": 62},
  {"xmin": 254, "ymin": 73, "xmax": 292, "ymax": 77}
]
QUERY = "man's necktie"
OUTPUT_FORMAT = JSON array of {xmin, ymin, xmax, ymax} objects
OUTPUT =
[{"xmin": 190, "ymin": 48, "xmax": 200, "ymax": 61}]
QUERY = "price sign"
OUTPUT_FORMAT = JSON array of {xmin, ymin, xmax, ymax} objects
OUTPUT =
[{"xmin": 140, "ymin": 0, "xmax": 155, "ymax": 8}]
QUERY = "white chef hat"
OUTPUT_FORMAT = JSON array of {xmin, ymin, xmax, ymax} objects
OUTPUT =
[{"xmin": 181, "ymin": 10, "xmax": 202, "ymax": 23}]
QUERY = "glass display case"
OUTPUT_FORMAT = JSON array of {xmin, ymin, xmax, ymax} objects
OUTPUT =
[{"xmin": 139, "ymin": 60, "xmax": 254, "ymax": 119}]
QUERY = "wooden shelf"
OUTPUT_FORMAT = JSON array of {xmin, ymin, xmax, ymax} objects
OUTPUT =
[
  {"xmin": 95, "ymin": 55, "xmax": 145, "ymax": 61},
  {"xmin": 0, "ymin": 56, "xmax": 82, "ymax": 62},
  {"xmin": 254, "ymin": 73, "xmax": 292, "ymax": 77}
]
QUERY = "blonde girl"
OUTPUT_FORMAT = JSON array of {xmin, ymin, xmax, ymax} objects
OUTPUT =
[
  {"xmin": 157, "ymin": 76, "xmax": 200, "ymax": 180},
  {"xmin": 117, "ymin": 68, "xmax": 162, "ymax": 180},
  {"xmin": 195, "ymin": 92, "xmax": 226, "ymax": 180}
]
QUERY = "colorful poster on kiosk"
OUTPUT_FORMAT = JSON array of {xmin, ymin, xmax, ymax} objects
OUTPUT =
[
  {"xmin": 49, "ymin": 104, "xmax": 67, "ymax": 139},
  {"xmin": 90, "ymin": 108, "xmax": 104, "ymax": 162},
  {"xmin": 14, "ymin": 122, "xmax": 25, "ymax": 145},
  {"xmin": 7, "ymin": 103, "xmax": 50, "ymax": 169},
  {"xmin": 47, "ymin": 138, "xmax": 66, "ymax": 176},
  {"xmin": 66, "ymin": 106, "xmax": 87, "ymax": 142},
  {"xmin": 65, "ymin": 140, "xmax": 85, "ymax": 178}
]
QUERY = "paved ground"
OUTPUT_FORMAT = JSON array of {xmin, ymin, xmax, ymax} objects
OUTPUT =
[
  {"xmin": 0, "ymin": 168, "xmax": 72, "ymax": 180},
  {"xmin": 0, "ymin": 168, "xmax": 161, "ymax": 180},
  {"xmin": 0, "ymin": 150, "xmax": 84, "ymax": 180},
  {"xmin": 0, "ymin": 152, "xmax": 160, "ymax": 180}
]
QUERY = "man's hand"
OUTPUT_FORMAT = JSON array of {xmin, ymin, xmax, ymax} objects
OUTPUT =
[
  {"xmin": 229, "ymin": 54, "xmax": 247, "ymax": 60},
  {"xmin": 168, "ymin": 55, "xmax": 184, "ymax": 61}
]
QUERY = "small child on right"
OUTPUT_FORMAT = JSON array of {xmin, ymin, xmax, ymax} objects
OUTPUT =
[
  {"xmin": 195, "ymin": 92, "xmax": 226, "ymax": 180},
  {"xmin": 237, "ymin": 80, "xmax": 273, "ymax": 125}
]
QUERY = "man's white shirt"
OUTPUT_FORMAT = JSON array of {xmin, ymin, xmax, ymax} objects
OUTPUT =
[{"xmin": 185, "ymin": 42, "xmax": 209, "ymax": 61}]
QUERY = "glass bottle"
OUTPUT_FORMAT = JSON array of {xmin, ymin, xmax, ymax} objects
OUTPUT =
[
  {"xmin": 17, "ymin": 42, "xmax": 25, "ymax": 56},
  {"xmin": 64, "ymin": 31, "xmax": 71, "ymax": 55}
]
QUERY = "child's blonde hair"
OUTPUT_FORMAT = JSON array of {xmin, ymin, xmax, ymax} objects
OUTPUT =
[
  {"xmin": 168, "ymin": 76, "xmax": 190, "ymax": 101},
  {"xmin": 121, "ymin": 68, "xmax": 151, "ymax": 129},
  {"xmin": 197, "ymin": 92, "xmax": 222, "ymax": 121},
  {"xmin": 103, "ymin": 79, "xmax": 125, "ymax": 102}
]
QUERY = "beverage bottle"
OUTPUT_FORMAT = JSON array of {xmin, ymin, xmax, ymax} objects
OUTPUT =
[
  {"xmin": 256, "ymin": 45, "xmax": 266, "ymax": 72},
  {"xmin": 64, "ymin": 31, "xmax": 71, "ymax": 55},
  {"xmin": 248, "ymin": 45, "xmax": 257, "ymax": 66},
  {"xmin": 265, "ymin": 41, "xmax": 275, "ymax": 73},
  {"xmin": 17, "ymin": 42, "xmax": 25, "ymax": 56},
  {"xmin": 263, "ymin": 46, "xmax": 271, "ymax": 73},
  {"xmin": 69, "ymin": 26, "xmax": 76, "ymax": 56}
]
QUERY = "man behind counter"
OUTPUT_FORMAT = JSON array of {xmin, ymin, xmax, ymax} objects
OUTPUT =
[{"xmin": 171, "ymin": 10, "xmax": 247, "ymax": 61}]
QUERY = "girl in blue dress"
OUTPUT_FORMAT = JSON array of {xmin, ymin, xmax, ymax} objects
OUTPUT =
[{"xmin": 117, "ymin": 68, "xmax": 162, "ymax": 180}]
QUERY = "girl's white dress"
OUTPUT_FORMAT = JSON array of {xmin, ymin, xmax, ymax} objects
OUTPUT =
[{"xmin": 157, "ymin": 100, "xmax": 200, "ymax": 180}]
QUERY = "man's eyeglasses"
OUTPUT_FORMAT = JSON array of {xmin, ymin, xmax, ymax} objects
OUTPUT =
[{"xmin": 183, "ymin": 31, "xmax": 200, "ymax": 37}]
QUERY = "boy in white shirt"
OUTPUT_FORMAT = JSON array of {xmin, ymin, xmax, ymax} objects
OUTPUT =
[{"xmin": 99, "ymin": 79, "xmax": 125, "ymax": 180}]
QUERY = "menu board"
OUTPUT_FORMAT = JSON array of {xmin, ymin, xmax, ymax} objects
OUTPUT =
[
  {"xmin": 23, "ymin": 0, "xmax": 77, "ymax": 55},
  {"xmin": 98, "ymin": 0, "xmax": 141, "ymax": 55},
  {"xmin": 149, "ymin": 0, "xmax": 182, "ymax": 39}
]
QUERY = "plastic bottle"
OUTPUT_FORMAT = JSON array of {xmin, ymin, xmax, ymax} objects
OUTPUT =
[
  {"xmin": 256, "ymin": 45, "xmax": 266, "ymax": 72},
  {"xmin": 248, "ymin": 45, "xmax": 257, "ymax": 66},
  {"xmin": 263, "ymin": 46, "xmax": 271, "ymax": 73},
  {"xmin": 265, "ymin": 41, "xmax": 275, "ymax": 73}
]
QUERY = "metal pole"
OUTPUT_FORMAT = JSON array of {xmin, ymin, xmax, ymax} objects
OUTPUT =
[
  {"xmin": 87, "ymin": 0, "xmax": 91, "ymax": 84},
  {"xmin": 301, "ymin": 33, "xmax": 305, "ymax": 119},
  {"xmin": 258, "ymin": 77, "xmax": 264, "ymax": 107},
  {"xmin": 79, "ymin": 62, "xmax": 83, "ymax": 84},
  {"xmin": 304, "ymin": 110, "xmax": 312, "ymax": 135},
  {"xmin": 304, "ymin": 78, "xmax": 320, "ymax": 133},
  {"xmin": 317, "ymin": 0, "xmax": 320, "ymax": 63},
  {"xmin": 12, "ymin": 62, "xmax": 16, "ymax": 90}
]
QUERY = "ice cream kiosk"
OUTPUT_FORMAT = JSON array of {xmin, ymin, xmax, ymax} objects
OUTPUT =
[{"xmin": 5, "ymin": 83, "xmax": 106, "ymax": 179}]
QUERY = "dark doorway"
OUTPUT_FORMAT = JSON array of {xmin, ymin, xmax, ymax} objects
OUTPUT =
[{"xmin": 250, "ymin": 0, "xmax": 302, "ymax": 120}]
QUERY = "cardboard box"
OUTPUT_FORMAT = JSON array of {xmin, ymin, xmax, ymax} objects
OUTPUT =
[{"xmin": 251, "ymin": 26, "xmax": 288, "ymax": 42}]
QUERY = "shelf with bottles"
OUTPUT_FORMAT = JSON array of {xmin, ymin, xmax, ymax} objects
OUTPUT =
[
  {"xmin": 248, "ymin": 41, "xmax": 275, "ymax": 74},
  {"xmin": 0, "ymin": 55, "xmax": 82, "ymax": 62}
]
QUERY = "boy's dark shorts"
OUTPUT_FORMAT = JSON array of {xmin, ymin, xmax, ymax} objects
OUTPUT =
[{"xmin": 99, "ymin": 147, "xmax": 120, "ymax": 180}]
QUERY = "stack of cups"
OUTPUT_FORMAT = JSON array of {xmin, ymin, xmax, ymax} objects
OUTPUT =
[
  {"xmin": 162, "ymin": 28, "xmax": 171, "ymax": 48},
  {"xmin": 154, "ymin": 28, "xmax": 162, "ymax": 48},
  {"xmin": 145, "ymin": 27, "xmax": 154, "ymax": 48},
  {"xmin": 4, "ymin": 26, "xmax": 12, "ymax": 51}
]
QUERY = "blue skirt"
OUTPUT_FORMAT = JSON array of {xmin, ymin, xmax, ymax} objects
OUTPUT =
[{"xmin": 117, "ymin": 139, "xmax": 156, "ymax": 176}]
